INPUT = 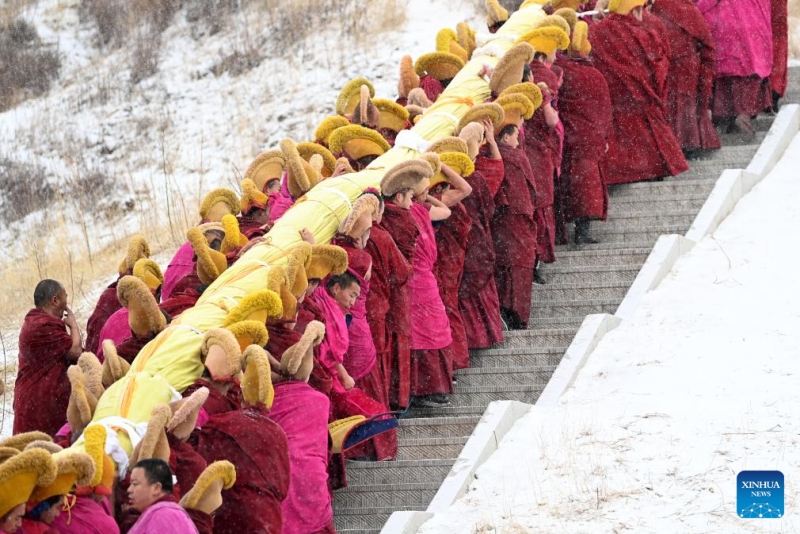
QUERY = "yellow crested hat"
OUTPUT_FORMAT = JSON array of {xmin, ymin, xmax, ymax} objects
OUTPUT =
[
  {"xmin": 456, "ymin": 102, "xmax": 505, "ymax": 135},
  {"xmin": 314, "ymin": 116, "xmax": 351, "ymax": 146},
  {"xmin": 499, "ymin": 82, "xmax": 543, "ymax": 117},
  {"xmin": 535, "ymin": 14, "xmax": 572, "ymax": 35},
  {"xmin": 456, "ymin": 22, "xmax": 477, "ymax": 58},
  {"xmin": 458, "ymin": 122, "xmax": 485, "ymax": 160},
  {"xmin": 179, "ymin": 461, "xmax": 236, "ymax": 515},
  {"xmin": 81, "ymin": 425, "xmax": 114, "ymax": 495},
  {"xmin": 552, "ymin": 0, "xmax": 582, "ymax": 9},
  {"xmin": 490, "ymin": 42, "xmax": 536, "ymax": 96},
  {"xmin": 485, "ymin": 0, "xmax": 509, "ymax": 27},
  {"xmin": 240, "ymin": 178, "xmax": 269, "ymax": 214},
  {"xmin": 118, "ymin": 235, "xmax": 150, "ymax": 275},
  {"xmin": 570, "ymin": 20, "xmax": 592, "ymax": 56},
  {"xmin": 199, "ymin": 188, "xmax": 241, "ymax": 223},
  {"xmin": 336, "ymin": 77, "xmax": 375, "ymax": 117},
  {"xmin": 609, "ymin": 0, "xmax": 646, "ymax": 15},
  {"xmin": 243, "ymin": 150, "xmax": 284, "ymax": 193},
  {"xmin": 29, "ymin": 452, "xmax": 95, "ymax": 504},
  {"xmin": 129, "ymin": 404, "xmax": 171, "ymax": 465},
  {"xmin": 266, "ymin": 267, "xmax": 297, "ymax": 321},
  {"xmin": 117, "ymin": 275, "xmax": 166, "ymax": 337},
  {"xmin": 226, "ymin": 320, "xmax": 269, "ymax": 353},
  {"xmin": 187, "ymin": 227, "xmax": 228, "ymax": 285},
  {"xmin": 66, "ymin": 366, "xmax": 98, "ymax": 438},
  {"xmin": 554, "ymin": 8, "xmax": 578, "ymax": 33},
  {"xmin": 497, "ymin": 93, "xmax": 535, "ymax": 127},
  {"xmin": 397, "ymin": 55, "xmax": 420, "ymax": 99},
  {"xmin": 414, "ymin": 51, "xmax": 465, "ymax": 82},
  {"xmin": 436, "ymin": 28, "xmax": 469, "ymax": 62},
  {"xmin": 373, "ymin": 98, "xmax": 410, "ymax": 134},
  {"xmin": 167, "ymin": 386, "xmax": 209, "ymax": 441},
  {"xmin": 220, "ymin": 214, "xmax": 248, "ymax": 255},
  {"xmin": 201, "ymin": 328, "xmax": 243, "ymax": 383},
  {"xmin": 350, "ymin": 85, "xmax": 381, "ymax": 129},
  {"xmin": 307, "ymin": 245, "xmax": 348, "ymax": 280},
  {"xmin": 221, "ymin": 290, "xmax": 283, "ymax": 328},
  {"xmin": 132, "ymin": 258, "xmax": 163, "ymax": 292},
  {"xmin": 0, "ymin": 449, "xmax": 57, "ymax": 518},
  {"xmin": 297, "ymin": 142, "xmax": 338, "ymax": 178},
  {"xmin": 241, "ymin": 345, "xmax": 274, "ymax": 408},
  {"xmin": 285, "ymin": 242, "xmax": 313, "ymax": 299},
  {"xmin": 101, "ymin": 340, "xmax": 130, "ymax": 387},
  {"xmin": 328, "ymin": 125, "xmax": 391, "ymax": 162},
  {"xmin": 516, "ymin": 26, "xmax": 571, "ymax": 57},
  {"xmin": 0, "ymin": 433, "xmax": 52, "ymax": 452},
  {"xmin": 427, "ymin": 138, "xmax": 474, "ymax": 188},
  {"xmin": 281, "ymin": 138, "xmax": 323, "ymax": 199}
]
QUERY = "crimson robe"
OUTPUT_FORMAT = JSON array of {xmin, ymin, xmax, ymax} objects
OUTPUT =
[
  {"xmin": 476, "ymin": 153, "xmax": 505, "ymax": 199},
  {"xmin": 116, "ymin": 332, "xmax": 156, "ymax": 364},
  {"xmin": 13, "ymin": 309, "xmax": 74, "ymax": 435},
  {"xmin": 167, "ymin": 434, "xmax": 207, "ymax": 498},
  {"xmin": 494, "ymin": 144, "xmax": 538, "ymax": 329},
  {"xmin": 237, "ymin": 213, "xmax": 269, "ymax": 239},
  {"xmin": 159, "ymin": 288, "xmax": 201, "ymax": 318},
  {"xmin": 770, "ymin": 0, "xmax": 788, "ymax": 97},
  {"xmin": 434, "ymin": 203, "xmax": 472, "ymax": 370},
  {"xmin": 651, "ymin": 0, "xmax": 720, "ymax": 151},
  {"xmin": 84, "ymin": 277, "xmax": 123, "ymax": 358},
  {"xmin": 192, "ymin": 406, "xmax": 290, "ymax": 534},
  {"xmin": 419, "ymin": 75, "xmax": 444, "ymax": 103},
  {"xmin": 379, "ymin": 204, "xmax": 418, "ymax": 408},
  {"xmin": 555, "ymin": 54, "xmax": 612, "ymax": 222},
  {"xmin": 170, "ymin": 268, "xmax": 205, "ymax": 298},
  {"xmin": 590, "ymin": 13, "xmax": 689, "ymax": 183},
  {"xmin": 364, "ymin": 222, "xmax": 413, "ymax": 407},
  {"xmin": 458, "ymin": 167, "xmax": 504, "ymax": 349}
]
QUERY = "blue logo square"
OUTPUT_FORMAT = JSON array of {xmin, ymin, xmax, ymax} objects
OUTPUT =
[{"xmin": 738, "ymin": 471, "xmax": 784, "ymax": 518}]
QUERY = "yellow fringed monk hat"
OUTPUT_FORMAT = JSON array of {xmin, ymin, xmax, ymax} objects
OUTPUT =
[
  {"xmin": 535, "ymin": 14, "xmax": 572, "ymax": 35},
  {"xmin": 436, "ymin": 28, "xmax": 469, "ymax": 63},
  {"xmin": 314, "ymin": 116, "xmax": 351, "ymax": 146},
  {"xmin": 297, "ymin": 142, "xmax": 338, "ymax": 178},
  {"xmin": 381, "ymin": 158, "xmax": 436, "ymax": 197},
  {"xmin": 240, "ymin": 178, "xmax": 269, "ymax": 214},
  {"xmin": 516, "ymin": 26, "xmax": 571, "ymax": 57},
  {"xmin": 117, "ymin": 275, "xmax": 166, "ymax": 337},
  {"xmin": 77, "ymin": 352, "xmax": 104, "ymax": 400},
  {"xmin": 338, "ymin": 194, "xmax": 378, "ymax": 239},
  {"xmin": 0, "ymin": 433, "xmax": 52, "ymax": 452},
  {"xmin": 336, "ymin": 77, "xmax": 375, "ymax": 117},
  {"xmin": 414, "ymin": 51, "xmax": 465, "ymax": 82},
  {"xmin": 427, "ymin": 138, "xmax": 475, "ymax": 188},
  {"xmin": 328, "ymin": 125, "xmax": 391, "ymax": 162},
  {"xmin": 243, "ymin": 150, "xmax": 284, "ymax": 193},
  {"xmin": 0, "ymin": 448, "xmax": 58, "ymax": 518},
  {"xmin": 497, "ymin": 93, "xmax": 536, "ymax": 126},
  {"xmin": 554, "ymin": 8, "xmax": 578, "ymax": 33},
  {"xmin": 280, "ymin": 321, "xmax": 325, "ymax": 382},
  {"xmin": 307, "ymin": 245, "xmax": 348, "ymax": 281},
  {"xmin": 570, "ymin": 20, "xmax": 592, "ymax": 56},
  {"xmin": 167, "ymin": 387, "xmax": 209, "ymax": 441},
  {"xmin": 79, "ymin": 425, "xmax": 114, "ymax": 497},
  {"xmin": 350, "ymin": 85, "xmax": 381, "ymax": 129},
  {"xmin": 226, "ymin": 320, "xmax": 269, "ymax": 353},
  {"xmin": 220, "ymin": 214, "xmax": 248, "ymax": 255},
  {"xmin": 457, "ymin": 22, "xmax": 477, "ymax": 58},
  {"xmin": 187, "ymin": 227, "xmax": 228, "ymax": 285},
  {"xmin": 458, "ymin": 122, "xmax": 485, "ymax": 160},
  {"xmin": 130, "ymin": 404, "xmax": 172, "ymax": 465},
  {"xmin": 485, "ymin": 0, "xmax": 509, "ymax": 28},
  {"xmin": 132, "ymin": 258, "xmax": 163, "ymax": 292},
  {"xmin": 397, "ymin": 55, "xmax": 420, "ymax": 99},
  {"xmin": 286, "ymin": 242, "xmax": 313, "ymax": 299},
  {"xmin": 490, "ymin": 43, "xmax": 536, "ymax": 96},
  {"xmin": 221, "ymin": 290, "xmax": 283, "ymax": 327},
  {"xmin": 499, "ymin": 82, "xmax": 544, "ymax": 116},
  {"xmin": 281, "ymin": 138, "xmax": 323, "ymax": 199},
  {"xmin": 118, "ymin": 235, "xmax": 150, "ymax": 275},
  {"xmin": 242, "ymin": 345, "xmax": 273, "ymax": 408},
  {"xmin": 29, "ymin": 452, "xmax": 95, "ymax": 504},
  {"xmin": 609, "ymin": 0, "xmax": 646, "ymax": 15},
  {"xmin": 180, "ymin": 461, "xmax": 236, "ymax": 515},
  {"xmin": 199, "ymin": 188, "xmax": 241, "ymax": 223},
  {"xmin": 373, "ymin": 98, "xmax": 410, "ymax": 134},
  {"xmin": 456, "ymin": 102, "xmax": 504, "ymax": 134},
  {"xmin": 67, "ymin": 365, "xmax": 98, "ymax": 437},
  {"xmin": 267, "ymin": 267, "xmax": 297, "ymax": 321},
  {"xmin": 101, "ymin": 339, "xmax": 131, "ymax": 387},
  {"xmin": 201, "ymin": 328, "xmax": 243, "ymax": 383}
]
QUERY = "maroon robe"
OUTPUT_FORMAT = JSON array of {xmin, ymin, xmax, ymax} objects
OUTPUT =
[
  {"xmin": 651, "ymin": 0, "xmax": 720, "ymax": 151},
  {"xmin": 84, "ymin": 277, "xmax": 123, "ymax": 358},
  {"xmin": 192, "ymin": 404, "xmax": 290, "ymax": 534},
  {"xmin": 769, "ymin": 0, "xmax": 788, "ymax": 97},
  {"xmin": 379, "ymin": 203, "xmax": 419, "ymax": 408},
  {"xmin": 13, "ymin": 309, "xmax": 74, "ymax": 435},
  {"xmin": 419, "ymin": 75, "xmax": 445, "ymax": 103},
  {"xmin": 477, "ymin": 153, "xmax": 505, "ymax": 198},
  {"xmin": 590, "ymin": 13, "xmax": 689, "ymax": 183},
  {"xmin": 237, "ymin": 213, "xmax": 269, "ymax": 239},
  {"xmin": 159, "ymin": 288, "xmax": 201, "ymax": 318},
  {"xmin": 555, "ymin": 54, "xmax": 612, "ymax": 222},
  {"xmin": 116, "ymin": 332, "xmax": 156, "ymax": 364},
  {"xmin": 167, "ymin": 434, "xmax": 207, "ymax": 498},
  {"xmin": 364, "ymin": 222, "xmax": 413, "ymax": 407},
  {"xmin": 434, "ymin": 203, "xmax": 472, "ymax": 370},
  {"xmin": 494, "ymin": 144, "xmax": 538, "ymax": 329},
  {"xmin": 459, "ymin": 167, "xmax": 504, "ymax": 349}
]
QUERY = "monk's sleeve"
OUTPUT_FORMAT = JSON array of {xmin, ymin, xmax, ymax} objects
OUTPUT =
[
  {"xmin": 476, "ymin": 157, "xmax": 505, "ymax": 198},
  {"xmin": 387, "ymin": 240, "xmax": 413, "ymax": 287}
]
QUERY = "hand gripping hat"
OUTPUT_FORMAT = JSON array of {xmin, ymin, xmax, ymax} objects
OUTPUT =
[
  {"xmin": 496, "ymin": 93, "xmax": 536, "ymax": 127},
  {"xmin": 485, "ymin": 0, "xmax": 509, "ymax": 28},
  {"xmin": 516, "ymin": 26, "xmax": 571, "ymax": 57},
  {"xmin": 499, "ymin": 82, "xmax": 544, "ymax": 115},
  {"xmin": 199, "ymin": 188, "xmax": 241, "ymax": 223},
  {"xmin": 101, "ymin": 339, "xmax": 131, "ymax": 387},
  {"xmin": 118, "ymin": 235, "xmax": 150, "ymax": 276},
  {"xmin": 297, "ymin": 142, "xmax": 338, "ymax": 178},
  {"xmin": 490, "ymin": 43, "xmax": 536, "ymax": 96},
  {"xmin": 167, "ymin": 387, "xmax": 209, "ymax": 441},
  {"xmin": 336, "ymin": 77, "xmax": 375, "ymax": 117},
  {"xmin": 117, "ymin": 275, "xmax": 166, "ymax": 337},
  {"xmin": 243, "ymin": 150, "xmax": 285, "ymax": 193},
  {"xmin": 427, "ymin": 138, "xmax": 475, "ymax": 188},
  {"xmin": 187, "ymin": 227, "xmax": 228, "ymax": 285},
  {"xmin": 314, "ymin": 116, "xmax": 351, "ymax": 146},
  {"xmin": 570, "ymin": 20, "xmax": 592, "ymax": 56},
  {"xmin": 29, "ymin": 452, "xmax": 95, "ymax": 504},
  {"xmin": 180, "ymin": 461, "xmax": 236, "ymax": 515},
  {"xmin": 307, "ymin": 244, "xmax": 349, "ymax": 281},
  {"xmin": 280, "ymin": 321, "xmax": 325, "ymax": 382},
  {"xmin": 328, "ymin": 125, "xmax": 391, "ymax": 162},
  {"xmin": 0, "ymin": 448, "xmax": 58, "ymax": 519},
  {"xmin": 609, "ymin": 0, "xmax": 646, "ymax": 15},
  {"xmin": 132, "ymin": 258, "xmax": 164, "ymax": 292},
  {"xmin": 397, "ymin": 55, "xmax": 420, "ymax": 99},
  {"xmin": 239, "ymin": 178, "xmax": 269, "ymax": 214},
  {"xmin": 380, "ymin": 158, "xmax": 436, "ymax": 198},
  {"xmin": 455, "ymin": 102, "xmax": 504, "ymax": 135},
  {"xmin": 458, "ymin": 122, "xmax": 485, "ymax": 160},
  {"xmin": 338, "ymin": 194, "xmax": 379, "ymax": 239},
  {"xmin": 281, "ymin": 138, "xmax": 323, "ymax": 199},
  {"xmin": 241, "ymin": 345, "xmax": 274, "ymax": 408}
]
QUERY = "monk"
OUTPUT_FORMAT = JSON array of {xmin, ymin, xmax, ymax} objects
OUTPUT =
[
  {"xmin": 14, "ymin": 279, "xmax": 82, "ymax": 435},
  {"xmin": 127, "ymin": 459, "xmax": 199, "ymax": 534},
  {"xmin": 650, "ymin": 0, "xmax": 720, "ymax": 152},
  {"xmin": 237, "ymin": 179, "xmax": 271, "ymax": 239},
  {"xmin": 697, "ymin": 0, "xmax": 773, "ymax": 134},
  {"xmin": 590, "ymin": 0, "xmax": 689, "ymax": 183},
  {"xmin": 494, "ymin": 125, "xmax": 538, "ymax": 330},
  {"xmin": 363, "ymin": 192, "xmax": 413, "ymax": 408},
  {"xmin": 555, "ymin": 21, "xmax": 613, "ymax": 244},
  {"xmin": 458, "ymin": 122, "xmax": 505, "ymax": 349},
  {"xmin": 769, "ymin": 0, "xmax": 788, "ymax": 108}
]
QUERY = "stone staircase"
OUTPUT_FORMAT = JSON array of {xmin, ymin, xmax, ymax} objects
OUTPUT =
[{"xmin": 332, "ymin": 68, "xmax": 800, "ymax": 534}]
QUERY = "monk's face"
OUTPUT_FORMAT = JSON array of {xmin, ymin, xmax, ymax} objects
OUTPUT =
[
  {"xmin": 500, "ymin": 128, "xmax": 520, "ymax": 149},
  {"xmin": 0, "ymin": 503, "xmax": 24, "ymax": 533},
  {"xmin": 128, "ymin": 467, "xmax": 165, "ymax": 512},
  {"xmin": 52, "ymin": 288, "xmax": 68, "ymax": 317},
  {"xmin": 394, "ymin": 189, "xmax": 414, "ymax": 210},
  {"xmin": 39, "ymin": 497, "xmax": 63, "ymax": 525},
  {"xmin": 332, "ymin": 281, "xmax": 360, "ymax": 310}
]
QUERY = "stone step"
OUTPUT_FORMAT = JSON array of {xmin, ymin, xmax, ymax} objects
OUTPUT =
[
  {"xmin": 589, "ymin": 224, "xmax": 690, "ymax": 245},
  {"xmin": 345, "ymin": 459, "xmax": 456, "ymax": 487},
  {"xmin": 684, "ymin": 154, "xmax": 754, "ymax": 170},
  {"xmin": 397, "ymin": 415, "xmax": 481, "ymax": 441},
  {"xmin": 609, "ymin": 195, "xmax": 706, "ymax": 213},
  {"xmin": 608, "ymin": 179, "xmax": 715, "ymax": 198},
  {"xmin": 715, "ymin": 130, "xmax": 767, "ymax": 146},
  {"xmin": 449, "ymin": 384, "xmax": 543, "ymax": 407},
  {"xmin": 334, "ymin": 482, "xmax": 439, "ymax": 509},
  {"xmin": 527, "ymin": 316, "xmax": 587, "ymax": 330},
  {"xmin": 397, "ymin": 436, "xmax": 469, "ymax": 461},
  {"xmin": 538, "ymin": 263, "xmax": 643, "ymax": 285},
  {"xmin": 551, "ymin": 247, "xmax": 652, "ymax": 268},
  {"xmin": 532, "ymin": 281, "xmax": 631, "ymax": 302},
  {"xmin": 490, "ymin": 327, "xmax": 579, "ymax": 349},
  {"xmin": 529, "ymin": 298, "xmax": 619, "ymax": 319},
  {"xmin": 688, "ymin": 144, "xmax": 761, "ymax": 161},
  {"xmin": 333, "ymin": 509, "xmax": 405, "ymax": 533},
  {"xmin": 469, "ymin": 346, "xmax": 567, "ymax": 368},
  {"xmin": 405, "ymin": 404, "xmax": 501, "ymax": 417},
  {"xmin": 454, "ymin": 365, "xmax": 558, "ymax": 388}
]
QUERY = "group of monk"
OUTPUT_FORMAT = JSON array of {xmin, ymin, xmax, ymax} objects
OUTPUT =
[{"xmin": 4, "ymin": 0, "xmax": 787, "ymax": 532}]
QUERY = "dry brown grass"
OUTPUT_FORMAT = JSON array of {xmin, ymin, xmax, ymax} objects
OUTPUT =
[{"xmin": 0, "ymin": 18, "xmax": 61, "ymax": 112}]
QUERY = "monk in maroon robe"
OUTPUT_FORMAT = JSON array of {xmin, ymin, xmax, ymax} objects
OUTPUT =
[
  {"xmin": 769, "ymin": 0, "xmax": 788, "ymax": 103},
  {"xmin": 590, "ymin": 6, "xmax": 689, "ymax": 183},
  {"xmin": 14, "ymin": 279, "xmax": 82, "ymax": 435},
  {"xmin": 84, "ymin": 276, "xmax": 123, "ymax": 359},
  {"xmin": 555, "ymin": 45, "xmax": 613, "ymax": 243},
  {"xmin": 494, "ymin": 128, "xmax": 538, "ymax": 330},
  {"xmin": 650, "ymin": 0, "xmax": 720, "ymax": 152}
]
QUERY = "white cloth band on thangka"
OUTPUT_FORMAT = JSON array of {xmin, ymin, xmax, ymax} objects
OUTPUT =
[
  {"xmin": 395, "ymin": 129, "xmax": 432, "ymax": 154},
  {"xmin": 472, "ymin": 42, "xmax": 510, "ymax": 60},
  {"xmin": 168, "ymin": 324, "xmax": 203, "ymax": 336}
]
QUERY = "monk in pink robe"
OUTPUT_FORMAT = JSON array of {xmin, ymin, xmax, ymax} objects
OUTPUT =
[
  {"xmin": 162, "ymin": 242, "xmax": 193, "ymax": 300},
  {"xmin": 697, "ymin": 0, "xmax": 773, "ymax": 132},
  {"xmin": 52, "ymin": 496, "xmax": 119, "ymax": 534},
  {"xmin": 268, "ymin": 177, "xmax": 295, "ymax": 224},
  {"xmin": 84, "ymin": 276, "xmax": 123, "ymax": 357}
]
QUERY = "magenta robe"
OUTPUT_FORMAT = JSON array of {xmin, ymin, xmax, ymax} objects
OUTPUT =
[
  {"xmin": 127, "ymin": 500, "xmax": 198, "ymax": 534},
  {"xmin": 84, "ymin": 278, "xmax": 122, "ymax": 358},
  {"xmin": 162, "ymin": 242, "xmax": 194, "ymax": 301},
  {"xmin": 95, "ymin": 307, "xmax": 130, "ymax": 358},
  {"xmin": 52, "ymin": 496, "xmax": 119, "ymax": 534},
  {"xmin": 268, "ymin": 177, "xmax": 295, "ymax": 224}
]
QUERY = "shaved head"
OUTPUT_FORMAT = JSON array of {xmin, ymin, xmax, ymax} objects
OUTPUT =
[{"xmin": 33, "ymin": 279, "xmax": 64, "ymax": 308}]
